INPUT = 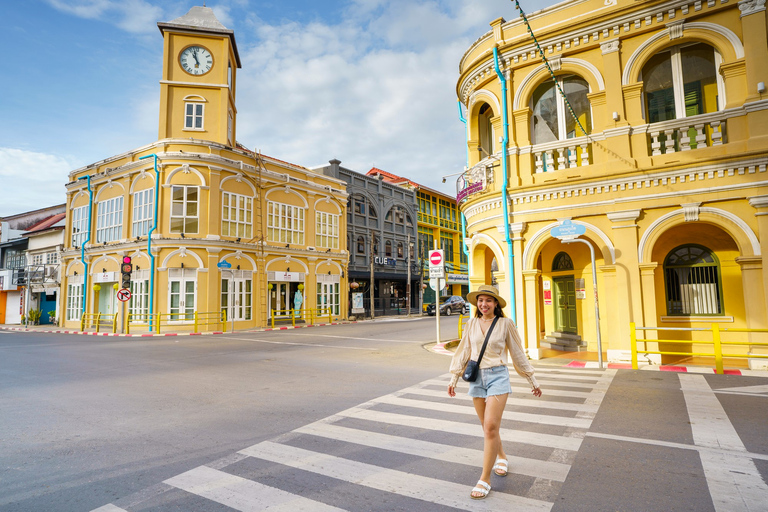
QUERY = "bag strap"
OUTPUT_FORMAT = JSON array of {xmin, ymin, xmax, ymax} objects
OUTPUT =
[{"xmin": 476, "ymin": 316, "xmax": 499, "ymax": 366}]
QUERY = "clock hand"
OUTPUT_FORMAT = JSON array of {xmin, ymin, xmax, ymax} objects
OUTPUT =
[{"xmin": 192, "ymin": 50, "xmax": 200, "ymax": 65}]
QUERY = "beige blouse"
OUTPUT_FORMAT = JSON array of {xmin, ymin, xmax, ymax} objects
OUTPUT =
[{"xmin": 449, "ymin": 316, "xmax": 539, "ymax": 390}]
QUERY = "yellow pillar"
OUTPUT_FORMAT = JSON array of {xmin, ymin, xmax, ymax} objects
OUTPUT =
[
  {"xmin": 522, "ymin": 269, "xmax": 542, "ymax": 359},
  {"xmin": 639, "ymin": 263, "xmax": 661, "ymax": 365},
  {"xmin": 599, "ymin": 265, "xmax": 619, "ymax": 360},
  {"xmin": 206, "ymin": 248, "xmax": 221, "ymax": 328},
  {"xmin": 607, "ymin": 210, "xmax": 642, "ymax": 360}
]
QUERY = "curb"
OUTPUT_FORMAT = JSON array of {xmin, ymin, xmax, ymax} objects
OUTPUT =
[
  {"xmin": 0, "ymin": 321, "xmax": 355, "ymax": 338},
  {"xmin": 565, "ymin": 360, "xmax": 764, "ymax": 376}
]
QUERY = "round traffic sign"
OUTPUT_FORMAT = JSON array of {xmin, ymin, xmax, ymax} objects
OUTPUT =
[
  {"xmin": 429, "ymin": 250, "xmax": 443, "ymax": 266},
  {"xmin": 117, "ymin": 288, "xmax": 132, "ymax": 302}
]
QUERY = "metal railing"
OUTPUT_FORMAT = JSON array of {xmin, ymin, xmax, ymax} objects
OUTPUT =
[
  {"xmin": 269, "ymin": 307, "xmax": 334, "ymax": 328},
  {"xmin": 458, "ymin": 314, "xmax": 470, "ymax": 339},
  {"xmin": 126, "ymin": 311, "xmax": 227, "ymax": 334},
  {"xmin": 630, "ymin": 322, "xmax": 768, "ymax": 374},
  {"xmin": 80, "ymin": 312, "xmax": 118, "ymax": 333}
]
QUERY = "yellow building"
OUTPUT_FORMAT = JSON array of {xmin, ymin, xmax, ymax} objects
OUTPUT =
[
  {"xmin": 60, "ymin": 6, "xmax": 348, "ymax": 332},
  {"xmin": 457, "ymin": 0, "xmax": 768, "ymax": 366},
  {"xmin": 365, "ymin": 169, "xmax": 469, "ymax": 304}
]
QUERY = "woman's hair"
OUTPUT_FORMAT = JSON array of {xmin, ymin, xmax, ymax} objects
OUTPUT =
[{"xmin": 473, "ymin": 295, "xmax": 506, "ymax": 318}]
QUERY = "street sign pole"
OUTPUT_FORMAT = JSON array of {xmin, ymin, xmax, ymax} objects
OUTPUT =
[
  {"xmin": 429, "ymin": 248, "xmax": 445, "ymax": 343},
  {"xmin": 550, "ymin": 221, "xmax": 602, "ymax": 369}
]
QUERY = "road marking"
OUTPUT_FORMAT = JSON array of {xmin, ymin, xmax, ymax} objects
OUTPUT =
[
  {"xmin": 222, "ymin": 336, "xmax": 374, "ymax": 350},
  {"xmin": 287, "ymin": 332, "xmax": 423, "ymax": 343},
  {"xmin": 398, "ymin": 386, "xmax": 601, "ymax": 413},
  {"xmin": 165, "ymin": 465, "xmax": 345, "ymax": 511},
  {"xmin": 91, "ymin": 505, "xmax": 128, "ymax": 512},
  {"xmin": 714, "ymin": 384, "xmax": 768, "ymax": 395},
  {"xmin": 583, "ymin": 432, "xmax": 768, "ymax": 462},
  {"xmin": 335, "ymin": 406, "xmax": 583, "ymax": 451},
  {"xmin": 294, "ymin": 421, "xmax": 571, "ymax": 481},
  {"xmin": 680, "ymin": 374, "xmax": 768, "ymax": 512},
  {"xmin": 240, "ymin": 441, "xmax": 553, "ymax": 511},
  {"xmin": 370, "ymin": 394, "xmax": 593, "ymax": 429}
]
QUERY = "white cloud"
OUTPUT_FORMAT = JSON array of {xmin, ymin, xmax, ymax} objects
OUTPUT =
[
  {"xmin": 45, "ymin": 0, "xmax": 163, "ymax": 33},
  {"xmin": 0, "ymin": 148, "xmax": 73, "ymax": 216},
  {"xmin": 233, "ymin": 1, "xmax": 509, "ymax": 192}
]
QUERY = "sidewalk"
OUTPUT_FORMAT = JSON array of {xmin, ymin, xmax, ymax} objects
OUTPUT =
[
  {"xmin": 434, "ymin": 340, "xmax": 767, "ymax": 377},
  {"xmin": 0, "ymin": 314, "xmax": 421, "ymax": 338}
]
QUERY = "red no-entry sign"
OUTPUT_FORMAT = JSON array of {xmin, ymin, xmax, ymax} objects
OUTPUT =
[
  {"xmin": 117, "ymin": 288, "xmax": 132, "ymax": 302},
  {"xmin": 429, "ymin": 250, "xmax": 443, "ymax": 266},
  {"xmin": 429, "ymin": 249, "xmax": 445, "ymax": 278}
]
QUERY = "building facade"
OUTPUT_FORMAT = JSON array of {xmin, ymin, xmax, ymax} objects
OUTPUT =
[
  {"xmin": 60, "ymin": 7, "xmax": 348, "ymax": 332},
  {"xmin": 457, "ymin": 0, "xmax": 768, "ymax": 365},
  {"xmin": 366, "ymin": 168, "xmax": 469, "ymax": 306},
  {"xmin": 0, "ymin": 205, "xmax": 65, "ymax": 325},
  {"xmin": 315, "ymin": 160, "xmax": 418, "ymax": 316}
]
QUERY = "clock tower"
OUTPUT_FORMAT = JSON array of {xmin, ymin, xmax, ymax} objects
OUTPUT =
[{"xmin": 157, "ymin": 6, "xmax": 241, "ymax": 146}]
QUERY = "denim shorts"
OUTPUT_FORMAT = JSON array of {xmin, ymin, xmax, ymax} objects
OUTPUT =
[{"xmin": 468, "ymin": 365, "xmax": 512, "ymax": 398}]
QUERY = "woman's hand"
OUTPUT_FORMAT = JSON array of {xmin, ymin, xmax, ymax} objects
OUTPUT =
[
  {"xmin": 448, "ymin": 385, "xmax": 456, "ymax": 397},
  {"xmin": 531, "ymin": 387, "xmax": 542, "ymax": 397}
]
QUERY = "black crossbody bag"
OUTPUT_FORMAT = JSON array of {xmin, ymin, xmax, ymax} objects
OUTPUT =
[{"xmin": 462, "ymin": 316, "xmax": 499, "ymax": 382}]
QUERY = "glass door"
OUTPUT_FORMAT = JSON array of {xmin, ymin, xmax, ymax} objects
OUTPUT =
[{"xmin": 169, "ymin": 269, "xmax": 196, "ymax": 322}]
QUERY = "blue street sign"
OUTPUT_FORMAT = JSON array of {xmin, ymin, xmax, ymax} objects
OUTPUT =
[
  {"xmin": 217, "ymin": 260, "xmax": 232, "ymax": 269},
  {"xmin": 550, "ymin": 219, "xmax": 587, "ymax": 238}
]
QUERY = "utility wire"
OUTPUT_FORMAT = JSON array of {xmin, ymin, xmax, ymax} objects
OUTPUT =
[{"xmin": 511, "ymin": 0, "xmax": 636, "ymax": 168}]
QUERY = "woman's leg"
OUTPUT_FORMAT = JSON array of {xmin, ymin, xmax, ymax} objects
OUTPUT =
[{"xmin": 471, "ymin": 393, "xmax": 508, "ymax": 497}]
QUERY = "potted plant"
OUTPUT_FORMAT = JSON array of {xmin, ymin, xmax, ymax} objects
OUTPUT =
[
  {"xmin": 28, "ymin": 309, "xmax": 42, "ymax": 325},
  {"xmin": 48, "ymin": 310, "xmax": 56, "ymax": 325}
]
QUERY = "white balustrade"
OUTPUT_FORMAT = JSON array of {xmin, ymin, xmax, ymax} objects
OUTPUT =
[
  {"xmin": 531, "ymin": 137, "xmax": 592, "ymax": 173},
  {"xmin": 648, "ymin": 115, "xmax": 727, "ymax": 155}
]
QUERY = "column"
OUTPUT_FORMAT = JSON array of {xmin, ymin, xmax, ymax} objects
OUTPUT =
[
  {"xmin": 639, "ymin": 263, "xmax": 661, "ymax": 364},
  {"xmin": 522, "ymin": 269, "xmax": 542, "ymax": 359},
  {"xmin": 607, "ymin": 210, "xmax": 642, "ymax": 360},
  {"xmin": 207, "ymin": 169, "xmax": 221, "ymax": 239},
  {"xmin": 205, "ymin": 248, "xmax": 221, "ymax": 326},
  {"xmin": 509, "ymin": 222, "xmax": 527, "ymax": 329},
  {"xmin": 599, "ymin": 265, "xmax": 619, "ymax": 361}
]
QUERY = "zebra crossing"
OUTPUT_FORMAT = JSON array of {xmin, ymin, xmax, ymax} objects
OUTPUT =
[{"xmin": 94, "ymin": 366, "xmax": 617, "ymax": 511}]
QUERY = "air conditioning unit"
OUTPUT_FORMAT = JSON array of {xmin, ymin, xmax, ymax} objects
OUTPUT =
[{"xmin": 45, "ymin": 266, "xmax": 57, "ymax": 278}]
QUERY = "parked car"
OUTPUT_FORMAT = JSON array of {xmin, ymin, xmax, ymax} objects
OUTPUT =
[{"xmin": 427, "ymin": 295, "xmax": 468, "ymax": 316}]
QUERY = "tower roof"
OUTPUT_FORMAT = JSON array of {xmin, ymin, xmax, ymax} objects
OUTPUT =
[{"xmin": 158, "ymin": 6, "xmax": 241, "ymax": 67}]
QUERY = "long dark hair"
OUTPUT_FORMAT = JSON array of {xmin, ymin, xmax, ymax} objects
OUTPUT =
[{"xmin": 473, "ymin": 296, "xmax": 506, "ymax": 318}]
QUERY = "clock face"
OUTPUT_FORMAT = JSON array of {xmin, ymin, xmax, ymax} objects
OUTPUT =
[{"xmin": 180, "ymin": 46, "xmax": 213, "ymax": 75}]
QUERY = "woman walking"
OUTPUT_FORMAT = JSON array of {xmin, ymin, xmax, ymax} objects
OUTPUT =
[{"xmin": 447, "ymin": 285, "xmax": 542, "ymax": 499}]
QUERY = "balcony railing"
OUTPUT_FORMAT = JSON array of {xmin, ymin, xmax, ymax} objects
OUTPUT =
[
  {"xmin": 531, "ymin": 135, "xmax": 592, "ymax": 173},
  {"xmin": 647, "ymin": 112, "xmax": 726, "ymax": 155}
]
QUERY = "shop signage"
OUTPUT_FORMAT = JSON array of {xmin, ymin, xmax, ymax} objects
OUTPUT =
[
  {"xmin": 274, "ymin": 271, "xmax": 302, "ymax": 282},
  {"xmin": 94, "ymin": 272, "xmax": 117, "ymax": 283},
  {"xmin": 352, "ymin": 293, "xmax": 365, "ymax": 314},
  {"xmin": 374, "ymin": 256, "xmax": 396, "ymax": 266},
  {"xmin": 446, "ymin": 273, "xmax": 469, "ymax": 285},
  {"xmin": 457, "ymin": 181, "xmax": 484, "ymax": 202}
]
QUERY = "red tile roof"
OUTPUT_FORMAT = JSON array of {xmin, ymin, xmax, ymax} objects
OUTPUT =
[{"xmin": 24, "ymin": 213, "xmax": 66, "ymax": 234}]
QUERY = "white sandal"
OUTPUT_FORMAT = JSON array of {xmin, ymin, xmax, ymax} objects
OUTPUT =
[
  {"xmin": 493, "ymin": 458, "xmax": 508, "ymax": 477},
  {"xmin": 470, "ymin": 479, "xmax": 491, "ymax": 499}
]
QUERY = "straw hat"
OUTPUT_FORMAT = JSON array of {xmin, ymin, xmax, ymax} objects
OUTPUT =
[{"xmin": 466, "ymin": 285, "xmax": 507, "ymax": 308}]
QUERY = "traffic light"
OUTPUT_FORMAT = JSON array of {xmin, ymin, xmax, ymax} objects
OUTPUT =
[{"xmin": 121, "ymin": 256, "xmax": 132, "ymax": 289}]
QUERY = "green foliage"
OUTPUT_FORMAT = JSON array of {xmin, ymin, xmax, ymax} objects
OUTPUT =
[{"xmin": 28, "ymin": 309, "xmax": 42, "ymax": 325}]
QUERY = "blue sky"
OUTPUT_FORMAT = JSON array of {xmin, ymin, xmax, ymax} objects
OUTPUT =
[{"xmin": 0, "ymin": 0, "xmax": 551, "ymax": 216}]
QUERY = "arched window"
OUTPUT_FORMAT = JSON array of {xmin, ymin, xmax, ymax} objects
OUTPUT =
[
  {"xmin": 385, "ymin": 240, "xmax": 392, "ymax": 257},
  {"xmin": 478, "ymin": 103, "xmax": 494, "ymax": 159},
  {"xmin": 552, "ymin": 252, "xmax": 574, "ymax": 271},
  {"xmin": 664, "ymin": 244, "xmax": 722, "ymax": 315},
  {"xmin": 532, "ymin": 76, "xmax": 591, "ymax": 144},
  {"xmin": 642, "ymin": 43, "xmax": 719, "ymax": 124},
  {"xmin": 397, "ymin": 242, "xmax": 404, "ymax": 258},
  {"xmin": 356, "ymin": 236, "xmax": 365, "ymax": 254}
]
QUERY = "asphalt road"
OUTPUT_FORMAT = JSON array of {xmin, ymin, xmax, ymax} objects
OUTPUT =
[{"xmin": 1, "ymin": 317, "xmax": 767, "ymax": 512}]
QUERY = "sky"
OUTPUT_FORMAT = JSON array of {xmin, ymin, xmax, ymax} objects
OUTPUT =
[{"xmin": 0, "ymin": 0, "xmax": 553, "ymax": 216}]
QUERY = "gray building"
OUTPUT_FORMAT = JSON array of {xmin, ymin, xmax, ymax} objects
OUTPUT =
[{"xmin": 316, "ymin": 160, "xmax": 418, "ymax": 316}]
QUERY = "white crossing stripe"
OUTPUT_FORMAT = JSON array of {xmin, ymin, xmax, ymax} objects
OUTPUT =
[
  {"xmin": 90, "ymin": 505, "xmax": 128, "ymax": 512},
  {"xmin": 422, "ymin": 378, "xmax": 595, "ymax": 398},
  {"xmin": 370, "ymin": 394, "xmax": 593, "ymax": 429},
  {"xmin": 398, "ymin": 386, "xmax": 601, "ymax": 413},
  {"xmin": 164, "ymin": 465, "xmax": 345, "ymax": 512},
  {"xmin": 336, "ymin": 406, "xmax": 583, "ymax": 451},
  {"xmin": 294, "ymin": 421, "xmax": 571, "ymax": 482},
  {"xmin": 715, "ymin": 384, "xmax": 768, "ymax": 395},
  {"xmin": 679, "ymin": 374, "xmax": 768, "ymax": 512},
  {"xmin": 240, "ymin": 441, "xmax": 553, "ymax": 512}
]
